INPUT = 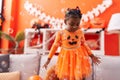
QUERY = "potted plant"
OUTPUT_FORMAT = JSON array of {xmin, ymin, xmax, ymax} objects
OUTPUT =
[{"xmin": 0, "ymin": 31, "xmax": 25, "ymax": 54}]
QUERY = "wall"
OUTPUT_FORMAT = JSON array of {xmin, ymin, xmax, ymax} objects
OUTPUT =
[
  {"xmin": 1, "ymin": 0, "xmax": 12, "ymax": 49},
  {"xmin": 98, "ymin": 0, "xmax": 120, "ymax": 55},
  {"xmin": 2, "ymin": 0, "xmax": 120, "ymax": 55}
]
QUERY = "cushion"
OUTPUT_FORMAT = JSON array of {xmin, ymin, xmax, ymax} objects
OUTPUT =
[
  {"xmin": 0, "ymin": 54, "xmax": 9, "ymax": 72},
  {"xmin": 0, "ymin": 71, "xmax": 20, "ymax": 80},
  {"xmin": 9, "ymin": 54, "xmax": 40, "ymax": 80},
  {"xmin": 94, "ymin": 55, "xmax": 120, "ymax": 80}
]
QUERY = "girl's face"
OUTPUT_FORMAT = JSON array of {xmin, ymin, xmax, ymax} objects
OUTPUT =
[{"xmin": 65, "ymin": 17, "xmax": 80, "ymax": 32}]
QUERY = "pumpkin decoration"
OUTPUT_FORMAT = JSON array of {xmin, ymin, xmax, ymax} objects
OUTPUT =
[
  {"xmin": 30, "ymin": 18, "xmax": 42, "ymax": 28},
  {"xmin": 28, "ymin": 75, "xmax": 42, "ymax": 80},
  {"xmin": 90, "ymin": 18, "xmax": 105, "ymax": 28},
  {"xmin": 80, "ymin": 21, "xmax": 90, "ymax": 29},
  {"xmin": 45, "ymin": 65, "xmax": 59, "ymax": 80}
]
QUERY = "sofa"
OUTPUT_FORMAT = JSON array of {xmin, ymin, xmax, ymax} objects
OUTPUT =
[
  {"xmin": 0, "ymin": 53, "xmax": 41, "ymax": 80},
  {"xmin": 0, "ymin": 53, "xmax": 120, "ymax": 80}
]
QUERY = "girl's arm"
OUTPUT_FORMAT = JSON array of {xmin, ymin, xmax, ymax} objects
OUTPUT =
[
  {"xmin": 43, "ymin": 31, "xmax": 61, "ymax": 68},
  {"xmin": 81, "ymin": 31, "xmax": 93, "ymax": 55},
  {"xmin": 81, "ymin": 31, "xmax": 101, "ymax": 64},
  {"xmin": 48, "ymin": 31, "xmax": 61, "ymax": 59}
]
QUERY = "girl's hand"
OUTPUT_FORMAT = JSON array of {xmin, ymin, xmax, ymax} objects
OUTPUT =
[
  {"xmin": 89, "ymin": 54, "xmax": 101, "ymax": 65},
  {"xmin": 91, "ymin": 56, "xmax": 101, "ymax": 65},
  {"xmin": 42, "ymin": 59, "xmax": 51, "ymax": 69}
]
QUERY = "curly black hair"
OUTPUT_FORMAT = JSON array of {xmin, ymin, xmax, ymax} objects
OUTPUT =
[{"xmin": 65, "ymin": 6, "xmax": 82, "ymax": 19}]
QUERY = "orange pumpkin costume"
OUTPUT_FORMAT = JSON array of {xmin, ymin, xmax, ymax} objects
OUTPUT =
[{"xmin": 48, "ymin": 29, "xmax": 92, "ymax": 80}]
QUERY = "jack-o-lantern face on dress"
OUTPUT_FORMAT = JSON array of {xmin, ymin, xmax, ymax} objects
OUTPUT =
[
  {"xmin": 61, "ymin": 30, "xmax": 83, "ymax": 48},
  {"xmin": 67, "ymin": 35, "xmax": 79, "ymax": 45}
]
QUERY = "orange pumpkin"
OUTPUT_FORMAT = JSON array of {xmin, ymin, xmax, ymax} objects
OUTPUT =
[
  {"xmin": 80, "ymin": 21, "xmax": 90, "ymax": 29},
  {"xmin": 28, "ymin": 75, "xmax": 42, "ymax": 80},
  {"xmin": 90, "ymin": 18, "xmax": 105, "ymax": 28}
]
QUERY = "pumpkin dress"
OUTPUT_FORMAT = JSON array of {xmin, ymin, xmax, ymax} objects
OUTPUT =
[{"xmin": 48, "ymin": 29, "xmax": 92, "ymax": 80}]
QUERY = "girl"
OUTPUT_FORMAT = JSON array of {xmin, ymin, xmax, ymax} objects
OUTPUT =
[{"xmin": 43, "ymin": 7, "xmax": 100, "ymax": 80}]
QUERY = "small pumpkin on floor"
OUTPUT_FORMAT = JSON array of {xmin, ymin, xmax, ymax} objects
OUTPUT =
[
  {"xmin": 28, "ymin": 75, "xmax": 42, "ymax": 80},
  {"xmin": 45, "ymin": 65, "xmax": 59, "ymax": 80}
]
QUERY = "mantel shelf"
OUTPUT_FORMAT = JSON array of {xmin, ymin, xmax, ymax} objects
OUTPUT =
[{"xmin": 24, "ymin": 28, "xmax": 104, "ymax": 55}]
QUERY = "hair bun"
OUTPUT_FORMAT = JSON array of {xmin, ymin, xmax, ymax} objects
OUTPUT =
[
  {"xmin": 65, "ymin": 6, "xmax": 82, "ymax": 18},
  {"xmin": 76, "ymin": 6, "xmax": 79, "ymax": 10}
]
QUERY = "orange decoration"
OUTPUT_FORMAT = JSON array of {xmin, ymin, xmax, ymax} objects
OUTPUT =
[
  {"xmin": 30, "ymin": 19, "xmax": 42, "ymax": 27},
  {"xmin": 28, "ymin": 75, "xmax": 42, "ymax": 80},
  {"xmin": 80, "ymin": 21, "xmax": 90, "ymax": 29},
  {"xmin": 90, "ymin": 18, "xmax": 105, "ymax": 28}
]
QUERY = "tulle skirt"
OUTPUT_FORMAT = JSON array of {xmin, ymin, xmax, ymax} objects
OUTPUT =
[{"xmin": 55, "ymin": 46, "xmax": 92, "ymax": 80}]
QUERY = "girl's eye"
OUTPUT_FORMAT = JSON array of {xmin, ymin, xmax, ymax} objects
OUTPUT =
[
  {"xmin": 69, "ymin": 23, "xmax": 79, "ymax": 27},
  {"xmin": 67, "ymin": 35, "xmax": 70, "ymax": 40},
  {"xmin": 75, "ymin": 35, "xmax": 79, "ymax": 39}
]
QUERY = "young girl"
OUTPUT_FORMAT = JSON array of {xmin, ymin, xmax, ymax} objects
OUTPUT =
[{"xmin": 43, "ymin": 7, "xmax": 100, "ymax": 80}]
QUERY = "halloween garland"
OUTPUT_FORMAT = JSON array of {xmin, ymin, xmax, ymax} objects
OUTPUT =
[{"xmin": 24, "ymin": 0, "xmax": 112, "ymax": 29}]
